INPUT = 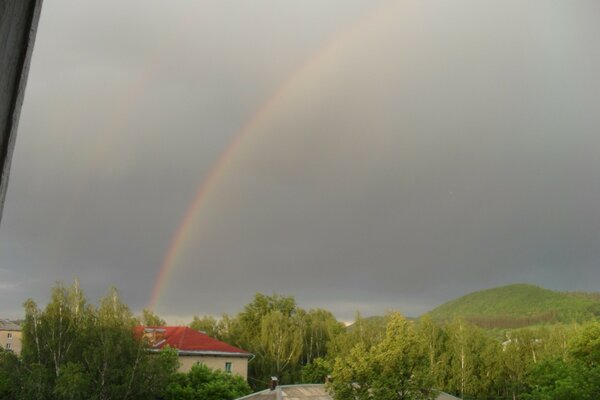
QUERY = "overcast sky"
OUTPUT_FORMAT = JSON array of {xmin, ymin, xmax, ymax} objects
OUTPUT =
[{"xmin": 2, "ymin": 0, "xmax": 600, "ymax": 322}]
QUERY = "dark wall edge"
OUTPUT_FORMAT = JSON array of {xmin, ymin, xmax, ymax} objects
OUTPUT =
[{"xmin": 0, "ymin": 0, "xmax": 43, "ymax": 224}]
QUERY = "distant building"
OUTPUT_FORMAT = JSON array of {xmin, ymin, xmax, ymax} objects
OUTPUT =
[
  {"xmin": 0, "ymin": 319, "xmax": 22, "ymax": 354},
  {"xmin": 135, "ymin": 326, "xmax": 252, "ymax": 378}
]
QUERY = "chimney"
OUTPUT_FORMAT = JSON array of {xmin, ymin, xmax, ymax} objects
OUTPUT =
[{"xmin": 270, "ymin": 376, "xmax": 278, "ymax": 391}]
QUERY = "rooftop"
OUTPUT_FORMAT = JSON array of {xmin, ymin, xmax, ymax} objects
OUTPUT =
[
  {"xmin": 135, "ymin": 326, "xmax": 251, "ymax": 357},
  {"xmin": 0, "ymin": 319, "xmax": 21, "ymax": 331},
  {"xmin": 236, "ymin": 384, "xmax": 461, "ymax": 400},
  {"xmin": 237, "ymin": 384, "xmax": 331, "ymax": 400}
]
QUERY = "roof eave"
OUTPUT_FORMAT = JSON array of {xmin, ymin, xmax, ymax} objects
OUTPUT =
[{"xmin": 150, "ymin": 349, "xmax": 253, "ymax": 358}]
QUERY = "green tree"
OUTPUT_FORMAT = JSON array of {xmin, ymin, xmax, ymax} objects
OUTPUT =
[
  {"xmin": 331, "ymin": 313, "xmax": 434, "ymax": 400},
  {"xmin": 190, "ymin": 315, "xmax": 220, "ymax": 338},
  {"xmin": 164, "ymin": 363, "xmax": 251, "ymax": 400},
  {"xmin": 524, "ymin": 358, "xmax": 595, "ymax": 400},
  {"xmin": 18, "ymin": 281, "xmax": 179, "ymax": 400},
  {"xmin": 225, "ymin": 293, "xmax": 303, "ymax": 386},
  {"xmin": 140, "ymin": 309, "xmax": 166, "ymax": 326},
  {"xmin": 417, "ymin": 316, "xmax": 449, "ymax": 391},
  {"xmin": 53, "ymin": 362, "xmax": 90, "ymax": 400},
  {"xmin": 302, "ymin": 357, "xmax": 332, "ymax": 383},
  {"xmin": 328, "ymin": 313, "xmax": 387, "ymax": 360},
  {"xmin": 331, "ymin": 343, "xmax": 373, "ymax": 400},
  {"xmin": 569, "ymin": 321, "xmax": 600, "ymax": 367},
  {"xmin": 299, "ymin": 309, "xmax": 345, "ymax": 365},
  {"xmin": 443, "ymin": 319, "xmax": 500, "ymax": 399},
  {"xmin": 256, "ymin": 310, "xmax": 303, "ymax": 382},
  {"xmin": 0, "ymin": 348, "xmax": 21, "ymax": 399}
]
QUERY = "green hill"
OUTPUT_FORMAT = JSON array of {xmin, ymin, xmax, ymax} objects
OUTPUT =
[{"xmin": 426, "ymin": 284, "xmax": 600, "ymax": 328}]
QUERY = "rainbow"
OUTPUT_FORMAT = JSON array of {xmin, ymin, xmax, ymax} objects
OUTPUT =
[{"xmin": 148, "ymin": 0, "xmax": 397, "ymax": 310}]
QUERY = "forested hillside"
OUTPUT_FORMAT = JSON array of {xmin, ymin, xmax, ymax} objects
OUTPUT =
[{"xmin": 426, "ymin": 284, "xmax": 600, "ymax": 328}]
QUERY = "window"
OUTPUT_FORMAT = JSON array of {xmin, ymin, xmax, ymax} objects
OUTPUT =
[
  {"xmin": 225, "ymin": 362, "xmax": 232, "ymax": 373},
  {"xmin": 5, "ymin": 343, "xmax": 11, "ymax": 350},
  {"xmin": 7, "ymin": 332, "xmax": 12, "ymax": 339}
]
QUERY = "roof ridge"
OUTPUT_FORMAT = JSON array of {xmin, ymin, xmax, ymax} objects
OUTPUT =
[{"xmin": 178, "ymin": 326, "xmax": 186, "ymax": 349}]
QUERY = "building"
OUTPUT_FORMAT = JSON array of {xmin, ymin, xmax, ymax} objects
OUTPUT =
[
  {"xmin": 236, "ymin": 380, "xmax": 462, "ymax": 400},
  {"xmin": 136, "ymin": 326, "xmax": 252, "ymax": 378},
  {"xmin": 0, "ymin": 319, "xmax": 22, "ymax": 354},
  {"xmin": 237, "ymin": 384, "xmax": 331, "ymax": 400}
]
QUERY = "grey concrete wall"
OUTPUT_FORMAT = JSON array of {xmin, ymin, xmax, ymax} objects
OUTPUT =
[{"xmin": 0, "ymin": 0, "xmax": 43, "ymax": 224}]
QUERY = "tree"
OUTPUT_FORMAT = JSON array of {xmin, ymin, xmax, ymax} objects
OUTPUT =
[
  {"xmin": 53, "ymin": 362, "xmax": 91, "ymax": 400},
  {"xmin": 18, "ymin": 281, "xmax": 179, "ymax": 400},
  {"xmin": 164, "ymin": 363, "xmax": 251, "ymax": 400},
  {"xmin": 256, "ymin": 310, "xmax": 303, "ymax": 383},
  {"xmin": 331, "ymin": 343, "xmax": 374, "ymax": 400},
  {"xmin": 225, "ymin": 293, "xmax": 303, "ymax": 387},
  {"xmin": 299, "ymin": 309, "xmax": 344, "ymax": 365},
  {"xmin": 568, "ymin": 322, "xmax": 600, "ymax": 367},
  {"xmin": 331, "ymin": 313, "xmax": 434, "ymax": 400},
  {"xmin": 524, "ymin": 358, "xmax": 595, "ymax": 400},
  {"xmin": 328, "ymin": 313, "xmax": 387, "ymax": 360},
  {"xmin": 0, "ymin": 349, "xmax": 21, "ymax": 399},
  {"xmin": 190, "ymin": 315, "xmax": 220, "ymax": 338},
  {"xmin": 302, "ymin": 357, "xmax": 332, "ymax": 383},
  {"xmin": 443, "ymin": 319, "xmax": 500, "ymax": 399},
  {"xmin": 417, "ymin": 316, "xmax": 449, "ymax": 391},
  {"xmin": 140, "ymin": 309, "xmax": 166, "ymax": 326}
]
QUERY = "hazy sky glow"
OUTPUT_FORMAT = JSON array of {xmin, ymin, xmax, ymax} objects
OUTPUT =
[{"xmin": 1, "ymin": 0, "xmax": 600, "ymax": 321}]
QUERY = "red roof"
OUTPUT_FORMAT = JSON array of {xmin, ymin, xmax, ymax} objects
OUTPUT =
[{"xmin": 135, "ymin": 326, "xmax": 250, "ymax": 355}]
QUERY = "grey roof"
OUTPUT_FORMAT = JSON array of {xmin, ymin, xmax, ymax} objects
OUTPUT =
[
  {"xmin": 435, "ymin": 392, "xmax": 462, "ymax": 400},
  {"xmin": 236, "ymin": 385, "xmax": 460, "ymax": 400},
  {"xmin": 236, "ymin": 384, "xmax": 332, "ymax": 400},
  {"xmin": 0, "ymin": 319, "xmax": 21, "ymax": 331}
]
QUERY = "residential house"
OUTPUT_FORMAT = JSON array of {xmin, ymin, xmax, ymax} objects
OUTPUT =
[
  {"xmin": 136, "ymin": 326, "xmax": 252, "ymax": 379},
  {"xmin": 0, "ymin": 319, "xmax": 22, "ymax": 354}
]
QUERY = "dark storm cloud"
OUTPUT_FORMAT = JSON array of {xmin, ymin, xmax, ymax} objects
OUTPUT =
[{"xmin": 1, "ymin": 0, "xmax": 600, "ymax": 321}]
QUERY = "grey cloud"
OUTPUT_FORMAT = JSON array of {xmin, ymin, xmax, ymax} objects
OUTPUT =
[{"xmin": 2, "ymin": 0, "xmax": 600, "ymax": 321}]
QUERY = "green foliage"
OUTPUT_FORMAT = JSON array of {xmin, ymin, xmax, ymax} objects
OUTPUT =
[
  {"xmin": 0, "ymin": 349, "xmax": 21, "ymax": 399},
  {"xmin": 299, "ymin": 309, "xmax": 345, "ymax": 365},
  {"xmin": 164, "ymin": 363, "xmax": 251, "ymax": 400},
  {"xmin": 523, "ymin": 324, "xmax": 600, "ymax": 400},
  {"xmin": 568, "ymin": 321, "xmax": 600, "ymax": 366},
  {"xmin": 331, "ymin": 313, "xmax": 434, "ymax": 400},
  {"xmin": 328, "ymin": 313, "xmax": 593, "ymax": 400},
  {"xmin": 427, "ymin": 284, "xmax": 600, "ymax": 328},
  {"xmin": 524, "ymin": 358, "xmax": 597, "ymax": 400},
  {"xmin": 301, "ymin": 357, "xmax": 332, "ymax": 383},
  {"xmin": 216, "ymin": 293, "xmax": 345, "ymax": 388},
  {"xmin": 328, "ymin": 313, "xmax": 387, "ymax": 360},
  {"xmin": 6, "ymin": 285, "xmax": 600, "ymax": 400},
  {"xmin": 53, "ymin": 362, "xmax": 91, "ymax": 400},
  {"xmin": 140, "ymin": 309, "xmax": 166, "ymax": 326},
  {"xmin": 12, "ymin": 281, "xmax": 179, "ymax": 400},
  {"xmin": 236, "ymin": 294, "xmax": 304, "ymax": 385},
  {"xmin": 189, "ymin": 315, "xmax": 221, "ymax": 339}
]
